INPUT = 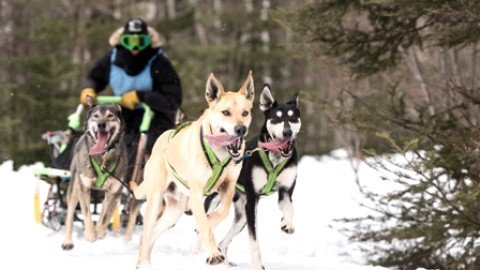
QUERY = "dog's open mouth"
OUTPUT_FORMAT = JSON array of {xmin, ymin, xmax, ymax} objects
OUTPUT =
[
  {"xmin": 259, "ymin": 138, "xmax": 294, "ymax": 157},
  {"xmin": 89, "ymin": 130, "xmax": 114, "ymax": 155},
  {"xmin": 204, "ymin": 133, "xmax": 243, "ymax": 158}
]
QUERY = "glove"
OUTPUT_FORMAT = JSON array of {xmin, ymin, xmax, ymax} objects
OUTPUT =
[
  {"xmin": 80, "ymin": 88, "xmax": 96, "ymax": 106},
  {"xmin": 67, "ymin": 112, "xmax": 81, "ymax": 131},
  {"xmin": 120, "ymin": 91, "xmax": 140, "ymax": 110}
]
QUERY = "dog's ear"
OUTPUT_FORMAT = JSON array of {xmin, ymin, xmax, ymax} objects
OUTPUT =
[
  {"xmin": 86, "ymin": 95, "xmax": 97, "ymax": 108},
  {"xmin": 205, "ymin": 73, "xmax": 225, "ymax": 104},
  {"xmin": 114, "ymin": 104, "xmax": 122, "ymax": 113},
  {"xmin": 240, "ymin": 70, "xmax": 254, "ymax": 102},
  {"xmin": 115, "ymin": 104, "xmax": 126, "ymax": 133},
  {"xmin": 286, "ymin": 92, "xmax": 299, "ymax": 107},
  {"xmin": 260, "ymin": 84, "xmax": 275, "ymax": 112}
]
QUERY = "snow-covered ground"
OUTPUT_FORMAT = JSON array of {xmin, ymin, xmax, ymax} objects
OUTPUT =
[{"xmin": 0, "ymin": 150, "xmax": 393, "ymax": 270}]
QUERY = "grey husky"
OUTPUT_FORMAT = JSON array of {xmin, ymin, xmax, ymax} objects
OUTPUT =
[{"xmin": 61, "ymin": 97, "xmax": 128, "ymax": 250}]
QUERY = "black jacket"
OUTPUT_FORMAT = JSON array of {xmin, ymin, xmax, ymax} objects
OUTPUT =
[{"xmin": 82, "ymin": 46, "xmax": 182, "ymax": 154}]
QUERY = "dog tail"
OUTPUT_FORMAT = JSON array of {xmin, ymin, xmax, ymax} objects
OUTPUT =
[{"xmin": 130, "ymin": 181, "xmax": 146, "ymax": 200}]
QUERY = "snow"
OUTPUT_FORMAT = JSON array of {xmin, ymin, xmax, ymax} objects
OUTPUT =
[{"xmin": 0, "ymin": 149, "xmax": 394, "ymax": 270}]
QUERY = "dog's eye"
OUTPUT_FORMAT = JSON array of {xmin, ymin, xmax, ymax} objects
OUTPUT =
[
  {"xmin": 222, "ymin": 110, "xmax": 230, "ymax": 116},
  {"xmin": 106, "ymin": 113, "xmax": 115, "ymax": 119},
  {"xmin": 242, "ymin": 111, "xmax": 249, "ymax": 117}
]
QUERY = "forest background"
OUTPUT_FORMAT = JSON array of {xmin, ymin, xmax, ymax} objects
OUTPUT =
[
  {"xmin": 3, "ymin": 1, "xmax": 480, "ymax": 269},
  {"xmin": 1, "ymin": 0, "xmax": 333, "ymax": 165}
]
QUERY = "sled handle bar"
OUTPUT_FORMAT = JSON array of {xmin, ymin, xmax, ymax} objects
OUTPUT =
[
  {"xmin": 68, "ymin": 96, "xmax": 153, "ymax": 133},
  {"xmin": 96, "ymin": 96, "xmax": 153, "ymax": 133}
]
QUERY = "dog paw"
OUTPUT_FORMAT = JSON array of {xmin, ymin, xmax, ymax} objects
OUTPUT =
[
  {"xmin": 280, "ymin": 223, "xmax": 295, "ymax": 234},
  {"xmin": 124, "ymin": 234, "xmax": 133, "ymax": 243},
  {"xmin": 84, "ymin": 230, "xmax": 97, "ymax": 242},
  {"xmin": 61, "ymin": 243, "xmax": 74, "ymax": 250},
  {"xmin": 96, "ymin": 227, "xmax": 107, "ymax": 240},
  {"xmin": 280, "ymin": 217, "xmax": 295, "ymax": 234},
  {"xmin": 206, "ymin": 254, "xmax": 225, "ymax": 265}
]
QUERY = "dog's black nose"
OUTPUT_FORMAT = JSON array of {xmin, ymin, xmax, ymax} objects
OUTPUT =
[
  {"xmin": 97, "ymin": 121, "xmax": 107, "ymax": 132},
  {"xmin": 234, "ymin": 125, "xmax": 247, "ymax": 137},
  {"xmin": 283, "ymin": 129, "xmax": 292, "ymax": 139}
]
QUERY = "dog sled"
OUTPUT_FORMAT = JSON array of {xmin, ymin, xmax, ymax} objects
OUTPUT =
[{"xmin": 33, "ymin": 96, "xmax": 153, "ymax": 232}]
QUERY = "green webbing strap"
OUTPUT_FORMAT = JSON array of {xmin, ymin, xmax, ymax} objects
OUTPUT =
[
  {"xmin": 167, "ymin": 161, "xmax": 189, "ymax": 190},
  {"xmin": 166, "ymin": 123, "xmax": 231, "ymax": 195},
  {"xmin": 236, "ymin": 150, "xmax": 289, "ymax": 196},
  {"xmin": 169, "ymin": 121, "xmax": 192, "ymax": 139},
  {"xmin": 202, "ymin": 138, "xmax": 231, "ymax": 194},
  {"xmin": 259, "ymin": 150, "xmax": 289, "ymax": 196},
  {"xmin": 90, "ymin": 157, "xmax": 117, "ymax": 188},
  {"xmin": 166, "ymin": 122, "xmax": 191, "ymax": 192},
  {"xmin": 59, "ymin": 143, "xmax": 67, "ymax": 154},
  {"xmin": 236, "ymin": 183, "xmax": 246, "ymax": 193}
]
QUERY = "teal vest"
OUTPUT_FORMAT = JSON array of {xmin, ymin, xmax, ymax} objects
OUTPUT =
[{"xmin": 109, "ymin": 48, "xmax": 160, "ymax": 96}]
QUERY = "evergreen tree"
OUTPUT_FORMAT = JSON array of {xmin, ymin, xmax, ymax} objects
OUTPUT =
[{"xmin": 289, "ymin": 1, "xmax": 480, "ymax": 269}]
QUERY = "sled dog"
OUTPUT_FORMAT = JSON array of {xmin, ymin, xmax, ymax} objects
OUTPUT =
[
  {"xmin": 132, "ymin": 71, "xmax": 255, "ymax": 268},
  {"xmin": 61, "ymin": 97, "xmax": 128, "ymax": 250},
  {"xmin": 204, "ymin": 84, "xmax": 301, "ymax": 270}
]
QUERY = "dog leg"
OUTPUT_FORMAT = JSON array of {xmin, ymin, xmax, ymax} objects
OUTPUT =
[
  {"xmin": 245, "ymin": 193, "xmax": 264, "ymax": 270},
  {"xmin": 136, "ymin": 157, "xmax": 167, "ymax": 269},
  {"xmin": 191, "ymin": 192, "xmax": 222, "ymax": 254},
  {"xmin": 77, "ymin": 183, "xmax": 96, "ymax": 242},
  {"xmin": 137, "ymin": 189, "xmax": 164, "ymax": 268},
  {"xmin": 124, "ymin": 197, "xmax": 142, "ymax": 242},
  {"xmin": 61, "ymin": 175, "xmax": 79, "ymax": 250},
  {"xmin": 278, "ymin": 187, "xmax": 295, "ymax": 234},
  {"xmin": 190, "ymin": 188, "xmax": 225, "ymax": 265},
  {"xmin": 206, "ymin": 180, "xmax": 236, "ymax": 229},
  {"xmin": 95, "ymin": 189, "xmax": 121, "ymax": 239},
  {"xmin": 218, "ymin": 194, "xmax": 247, "ymax": 265},
  {"xmin": 151, "ymin": 192, "xmax": 187, "ymax": 240}
]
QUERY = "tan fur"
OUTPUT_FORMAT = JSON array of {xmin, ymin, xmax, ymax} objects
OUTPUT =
[{"xmin": 133, "ymin": 71, "xmax": 255, "ymax": 268}]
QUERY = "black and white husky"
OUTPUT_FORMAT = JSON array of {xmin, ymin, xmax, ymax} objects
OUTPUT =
[{"xmin": 204, "ymin": 84, "xmax": 301, "ymax": 270}]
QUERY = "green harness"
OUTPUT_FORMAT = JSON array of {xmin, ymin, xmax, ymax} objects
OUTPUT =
[
  {"xmin": 90, "ymin": 157, "xmax": 118, "ymax": 188},
  {"xmin": 236, "ymin": 149, "xmax": 289, "ymax": 196},
  {"xmin": 167, "ymin": 123, "xmax": 232, "ymax": 195}
]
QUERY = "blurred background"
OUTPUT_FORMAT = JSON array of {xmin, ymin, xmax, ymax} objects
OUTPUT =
[
  {"xmin": 1, "ymin": 0, "xmax": 479, "ymax": 172},
  {"xmin": 0, "ymin": 0, "xmax": 334, "ymax": 167}
]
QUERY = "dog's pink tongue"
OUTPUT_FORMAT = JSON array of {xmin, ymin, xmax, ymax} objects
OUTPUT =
[
  {"xmin": 204, "ymin": 133, "xmax": 238, "ymax": 148},
  {"xmin": 89, "ymin": 132, "xmax": 108, "ymax": 155},
  {"xmin": 259, "ymin": 139, "xmax": 289, "ymax": 154}
]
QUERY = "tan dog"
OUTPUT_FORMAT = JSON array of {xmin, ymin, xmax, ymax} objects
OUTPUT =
[{"xmin": 132, "ymin": 71, "xmax": 255, "ymax": 269}]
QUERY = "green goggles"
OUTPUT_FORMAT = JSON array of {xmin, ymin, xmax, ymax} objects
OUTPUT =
[{"xmin": 120, "ymin": 34, "xmax": 151, "ymax": 51}]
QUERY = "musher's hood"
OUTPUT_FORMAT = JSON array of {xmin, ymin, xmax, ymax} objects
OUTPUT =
[{"xmin": 108, "ymin": 26, "xmax": 165, "ymax": 48}]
